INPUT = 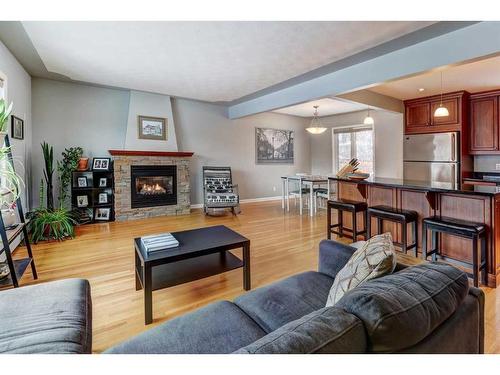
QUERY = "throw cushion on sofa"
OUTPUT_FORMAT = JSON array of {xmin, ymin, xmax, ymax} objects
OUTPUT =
[
  {"xmin": 335, "ymin": 262, "xmax": 469, "ymax": 353},
  {"xmin": 325, "ymin": 233, "xmax": 396, "ymax": 307}
]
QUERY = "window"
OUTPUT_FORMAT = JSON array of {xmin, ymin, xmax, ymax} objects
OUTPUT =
[{"xmin": 333, "ymin": 126, "xmax": 374, "ymax": 174}]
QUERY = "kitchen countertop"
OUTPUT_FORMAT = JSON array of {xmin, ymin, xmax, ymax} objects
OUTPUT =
[{"xmin": 329, "ymin": 176, "xmax": 500, "ymax": 197}]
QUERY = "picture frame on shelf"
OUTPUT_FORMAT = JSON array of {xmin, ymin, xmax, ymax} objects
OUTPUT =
[
  {"xmin": 76, "ymin": 195, "xmax": 89, "ymax": 208},
  {"xmin": 99, "ymin": 177, "xmax": 107, "ymax": 187},
  {"xmin": 95, "ymin": 207, "xmax": 111, "ymax": 221},
  {"xmin": 77, "ymin": 176, "xmax": 88, "ymax": 188},
  {"xmin": 138, "ymin": 115, "xmax": 167, "ymax": 141},
  {"xmin": 98, "ymin": 193, "xmax": 108, "ymax": 204},
  {"xmin": 11, "ymin": 116, "xmax": 24, "ymax": 140},
  {"xmin": 92, "ymin": 157, "xmax": 111, "ymax": 171}
]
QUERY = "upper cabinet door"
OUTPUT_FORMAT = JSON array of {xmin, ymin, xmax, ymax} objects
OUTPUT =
[
  {"xmin": 430, "ymin": 97, "xmax": 459, "ymax": 126},
  {"xmin": 470, "ymin": 96, "xmax": 498, "ymax": 153},
  {"xmin": 405, "ymin": 102, "xmax": 430, "ymax": 129}
]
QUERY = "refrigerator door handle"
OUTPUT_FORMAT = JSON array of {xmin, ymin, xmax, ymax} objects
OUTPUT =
[
  {"xmin": 451, "ymin": 133, "xmax": 456, "ymax": 161},
  {"xmin": 452, "ymin": 163, "xmax": 456, "ymax": 188}
]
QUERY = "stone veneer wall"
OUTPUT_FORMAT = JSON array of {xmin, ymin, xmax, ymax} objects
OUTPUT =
[{"xmin": 113, "ymin": 155, "xmax": 191, "ymax": 221}]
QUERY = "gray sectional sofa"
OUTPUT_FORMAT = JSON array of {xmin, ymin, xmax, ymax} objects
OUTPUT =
[
  {"xmin": 108, "ymin": 239, "xmax": 484, "ymax": 354},
  {"xmin": 0, "ymin": 240, "xmax": 485, "ymax": 354}
]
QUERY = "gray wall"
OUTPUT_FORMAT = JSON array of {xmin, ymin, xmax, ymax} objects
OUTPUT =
[
  {"xmin": 31, "ymin": 78, "xmax": 310, "ymax": 206},
  {"xmin": 31, "ymin": 78, "xmax": 129, "ymax": 207},
  {"xmin": 172, "ymin": 98, "xmax": 310, "ymax": 204},
  {"xmin": 310, "ymin": 110, "xmax": 403, "ymax": 178}
]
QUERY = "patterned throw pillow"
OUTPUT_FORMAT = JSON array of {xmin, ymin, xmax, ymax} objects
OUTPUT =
[{"xmin": 325, "ymin": 233, "xmax": 397, "ymax": 307}]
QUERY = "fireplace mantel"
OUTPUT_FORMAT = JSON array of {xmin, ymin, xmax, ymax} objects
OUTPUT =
[{"xmin": 108, "ymin": 150, "xmax": 194, "ymax": 157}]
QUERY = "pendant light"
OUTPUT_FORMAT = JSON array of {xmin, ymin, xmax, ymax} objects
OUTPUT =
[
  {"xmin": 363, "ymin": 109, "xmax": 374, "ymax": 125},
  {"xmin": 306, "ymin": 105, "xmax": 327, "ymax": 134},
  {"xmin": 434, "ymin": 72, "xmax": 449, "ymax": 117}
]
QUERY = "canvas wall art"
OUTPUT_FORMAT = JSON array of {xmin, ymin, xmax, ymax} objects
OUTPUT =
[{"xmin": 255, "ymin": 127, "xmax": 294, "ymax": 164}]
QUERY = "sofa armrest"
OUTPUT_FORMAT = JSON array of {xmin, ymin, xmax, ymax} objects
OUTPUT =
[{"xmin": 318, "ymin": 240, "xmax": 356, "ymax": 279}]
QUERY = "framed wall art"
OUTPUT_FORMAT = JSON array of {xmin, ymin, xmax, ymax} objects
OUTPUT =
[
  {"xmin": 255, "ymin": 127, "xmax": 294, "ymax": 164},
  {"xmin": 138, "ymin": 115, "xmax": 167, "ymax": 141},
  {"xmin": 11, "ymin": 116, "xmax": 24, "ymax": 140}
]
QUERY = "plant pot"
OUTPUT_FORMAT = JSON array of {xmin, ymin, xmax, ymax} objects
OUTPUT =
[
  {"xmin": 77, "ymin": 158, "xmax": 89, "ymax": 171},
  {"xmin": 1, "ymin": 209, "xmax": 16, "ymax": 227}
]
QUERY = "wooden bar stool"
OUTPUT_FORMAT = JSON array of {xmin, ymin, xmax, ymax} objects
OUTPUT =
[
  {"xmin": 327, "ymin": 199, "xmax": 368, "ymax": 242},
  {"xmin": 422, "ymin": 216, "xmax": 487, "ymax": 287},
  {"xmin": 367, "ymin": 205, "xmax": 419, "ymax": 257}
]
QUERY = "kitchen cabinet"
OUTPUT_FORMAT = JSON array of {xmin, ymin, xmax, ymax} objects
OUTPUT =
[
  {"xmin": 405, "ymin": 101, "xmax": 430, "ymax": 129},
  {"xmin": 470, "ymin": 91, "xmax": 499, "ymax": 154},
  {"xmin": 430, "ymin": 97, "xmax": 459, "ymax": 126},
  {"xmin": 404, "ymin": 91, "xmax": 467, "ymax": 134}
]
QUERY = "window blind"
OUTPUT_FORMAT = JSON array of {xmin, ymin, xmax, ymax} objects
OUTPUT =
[{"xmin": 333, "ymin": 126, "xmax": 372, "ymax": 134}]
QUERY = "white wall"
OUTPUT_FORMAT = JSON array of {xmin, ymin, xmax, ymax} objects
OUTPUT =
[
  {"xmin": 31, "ymin": 78, "xmax": 311, "ymax": 206},
  {"xmin": 310, "ymin": 110, "xmax": 404, "ymax": 179},
  {"xmin": 0, "ymin": 40, "xmax": 32, "ymax": 210},
  {"xmin": 124, "ymin": 91, "xmax": 178, "ymax": 151}
]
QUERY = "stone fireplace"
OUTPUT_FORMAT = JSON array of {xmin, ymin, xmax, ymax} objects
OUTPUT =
[{"xmin": 109, "ymin": 150, "xmax": 193, "ymax": 221}]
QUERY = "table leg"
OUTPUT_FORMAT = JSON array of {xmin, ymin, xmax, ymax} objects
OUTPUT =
[
  {"xmin": 286, "ymin": 179, "xmax": 290, "ymax": 212},
  {"xmin": 135, "ymin": 251, "xmax": 142, "ymax": 291},
  {"xmin": 310, "ymin": 183, "xmax": 314, "ymax": 217},
  {"xmin": 243, "ymin": 241, "xmax": 251, "ymax": 291},
  {"xmin": 299, "ymin": 181, "xmax": 303, "ymax": 215},
  {"xmin": 144, "ymin": 265, "xmax": 153, "ymax": 325},
  {"xmin": 281, "ymin": 179, "xmax": 285, "ymax": 210}
]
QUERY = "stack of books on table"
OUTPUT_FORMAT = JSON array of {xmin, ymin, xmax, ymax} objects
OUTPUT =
[{"xmin": 141, "ymin": 233, "xmax": 179, "ymax": 253}]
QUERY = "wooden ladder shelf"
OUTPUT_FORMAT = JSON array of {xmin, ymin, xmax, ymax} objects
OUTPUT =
[{"xmin": 0, "ymin": 134, "xmax": 37, "ymax": 288}]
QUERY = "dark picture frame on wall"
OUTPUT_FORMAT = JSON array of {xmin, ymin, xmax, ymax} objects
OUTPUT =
[
  {"xmin": 138, "ymin": 115, "xmax": 167, "ymax": 141},
  {"xmin": 255, "ymin": 127, "xmax": 294, "ymax": 164},
  {"xmin": 11, "ymin": 115, "xmax": 24, "ymax": 140}
]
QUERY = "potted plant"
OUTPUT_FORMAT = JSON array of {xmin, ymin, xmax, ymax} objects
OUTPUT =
[
  {"xmin": 27, "ymin": 143, "xmax": 77, "ymax": 243},
  {"xmin": 0, "ymin": 99, "xmax": 23, "ymax": 226},
  {"xmin": 0, "ymin": 99, "xmax": 13, "ymax": 135},
  {"xmin": 57, "ymin": 147, "xmax": 83, "ymax": 208},
  {"xmin": 0, "ymin": 99, "xmax": 21, "ymax": 278}
]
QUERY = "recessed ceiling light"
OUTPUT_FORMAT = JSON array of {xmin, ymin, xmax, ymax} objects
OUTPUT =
[{"xmin": 418, "ymin": 88, "xmax": 425, "ymax": 92}]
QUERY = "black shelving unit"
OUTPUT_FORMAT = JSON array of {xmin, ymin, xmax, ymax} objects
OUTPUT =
[
  {"xmin": 71, "ymin": 166, "xmax": 115, "ymax": 224},
  {"xmin": 0, "ymin": 134, "xmax": 37, "ymax": 288}
]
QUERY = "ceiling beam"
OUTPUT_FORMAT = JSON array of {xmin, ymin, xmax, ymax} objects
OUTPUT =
[
  {"xmin": 228, "ymin": 21, "xmax": 500, "ymax": 119},
  {"xmin": 336, "ymin": 90, "xmax": 403, "ymax": 114}
]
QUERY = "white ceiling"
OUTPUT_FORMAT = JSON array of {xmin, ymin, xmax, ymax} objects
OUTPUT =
[
  {"xmin": 370, "ymin": 55, "xmax": 500, "ymax": 100},
  {"xmin": 22, "ymin": 21, "xmax": 434, "ymax": 102},
  {"xmin": 273, "ymin": 97, "xmax": 366, "ymax": 117}
]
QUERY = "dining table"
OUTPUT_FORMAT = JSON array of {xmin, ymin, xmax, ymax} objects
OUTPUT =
[{"xmin": 280, "ymin": 175, "xmax": 330, "ymax": 216}]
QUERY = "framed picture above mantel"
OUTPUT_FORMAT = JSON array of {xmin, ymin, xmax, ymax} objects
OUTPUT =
[{"xmin": 138, "ymin": 115, "xmax": 167, "ymax": 141}]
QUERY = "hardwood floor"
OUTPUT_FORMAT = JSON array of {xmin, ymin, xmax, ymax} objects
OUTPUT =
[{"xmin": 10, "ymin": 200, "xmax": 500, "ymax": 353}]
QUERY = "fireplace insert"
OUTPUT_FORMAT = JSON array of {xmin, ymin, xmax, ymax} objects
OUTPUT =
[{"xmin": 131, "ymin": 165, "xmax": 177, "ymax": 208}]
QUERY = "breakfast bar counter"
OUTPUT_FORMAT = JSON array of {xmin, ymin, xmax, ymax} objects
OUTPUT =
[{"xmin": 329, "ymin": 176, "xmax": 500, "ymax": 287}]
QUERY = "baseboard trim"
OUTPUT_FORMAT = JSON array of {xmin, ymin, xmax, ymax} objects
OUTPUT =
[{"xmin": 190, "ymin": 195, "xmax": 282, "ymax": 209}]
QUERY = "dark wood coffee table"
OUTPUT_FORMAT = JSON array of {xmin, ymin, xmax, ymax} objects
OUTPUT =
[{"xmin": 134, "ymin": 225, "xmax": 251, "ymax": 324}]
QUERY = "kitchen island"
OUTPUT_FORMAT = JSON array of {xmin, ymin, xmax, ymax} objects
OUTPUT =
[{"xmin": 329, "ymin": 176, "xmax": 500, "ymax": 287}]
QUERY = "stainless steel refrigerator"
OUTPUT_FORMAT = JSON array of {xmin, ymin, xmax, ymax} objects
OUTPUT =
[{"xmin": 403, "ymin": 132, "xmax": 459, "ymax": 187}]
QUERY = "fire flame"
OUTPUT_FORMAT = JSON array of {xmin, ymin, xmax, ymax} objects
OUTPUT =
[{"xmin": 140, "ymin": 183, "xmax": 167, "ymax": 195}]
